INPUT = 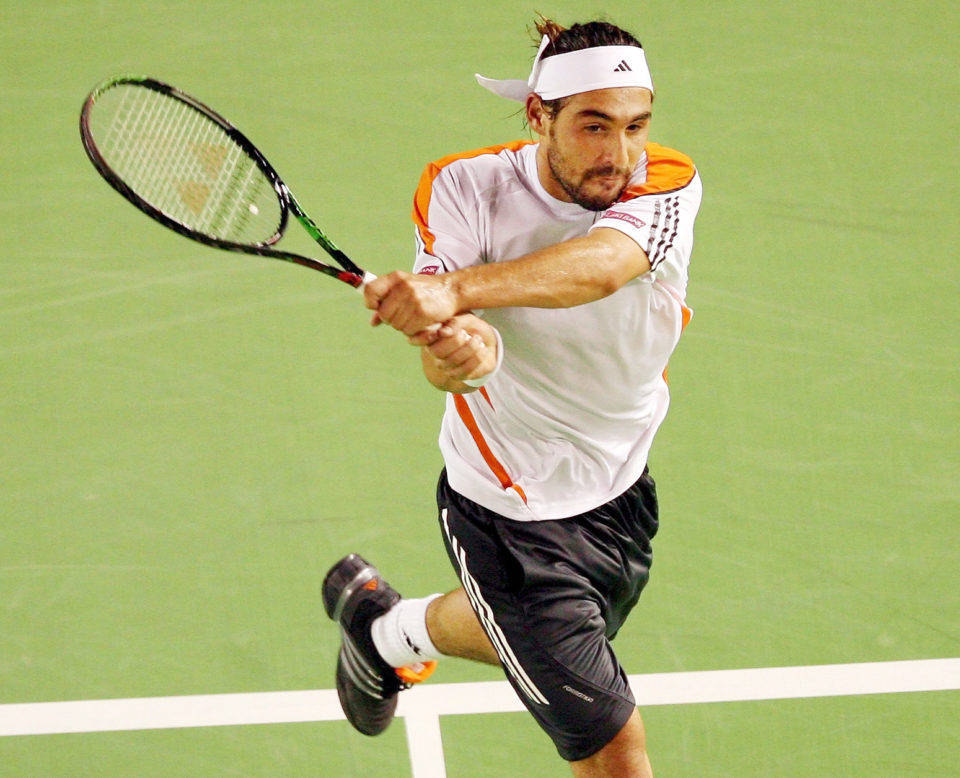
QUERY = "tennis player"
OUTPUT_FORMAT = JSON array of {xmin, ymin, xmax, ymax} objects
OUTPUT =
[{"xmin": 323, "ymin": 18, "xmax": 702, "ymax": 777}]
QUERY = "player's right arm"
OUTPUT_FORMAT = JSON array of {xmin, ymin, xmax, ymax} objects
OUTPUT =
[{"xmin": 368, "ymin": 227, "xmax": 646, "ymax": 334}]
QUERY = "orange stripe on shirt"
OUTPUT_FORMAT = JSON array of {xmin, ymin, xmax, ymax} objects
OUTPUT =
[
  {"xmin": 478, "ymin": 387, "xmax": 494, "ymax": 409},
  {"xmin": 662, "ymin": 304, "xmax": 693, "ymax": 383},
  {"xmin": 412, "ymin": 140, "xmax": 535, "ymax": 257},
  {"xmin": 453, "ymin": 394, "xmax": 527, "ymax": 503},
  {"xmin": 620, "ymin": 142, "xmax": 697, "ymax": 201},
  {"xmin": 659, "ymin": 283, "xmax": 693, "ymax": 383}
]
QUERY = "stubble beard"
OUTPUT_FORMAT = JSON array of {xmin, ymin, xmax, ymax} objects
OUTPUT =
[{"xmin": 546, "ymin": 144, "xmax": 630, "ymax": 212}]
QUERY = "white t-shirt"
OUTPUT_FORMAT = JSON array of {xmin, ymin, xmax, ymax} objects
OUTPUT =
[{"xmin": 413, "ymin": 140, "xmax": 702, "ymax": 520}]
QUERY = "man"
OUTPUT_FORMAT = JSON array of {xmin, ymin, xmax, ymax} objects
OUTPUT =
[{"xmin": 322, "ymin": 18, "xmax": 701, "ymax": 777}]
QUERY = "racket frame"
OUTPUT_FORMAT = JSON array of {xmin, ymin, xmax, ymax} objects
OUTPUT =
[{"xmin": 80, "ymin": 76, "xmax": 370, "ymax": 288}]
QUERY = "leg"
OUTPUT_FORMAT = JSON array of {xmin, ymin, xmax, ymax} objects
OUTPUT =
[
  {"xmin": 436, "ymin": 470, "xmax": 658, "ymax": 768},
  {"xmin": 570, "ymin": 709, "xmax": 653, "ymax": 778},
  {"xmin": 426, "ymin": 587, "xmax": 500, "ymax": 665}
]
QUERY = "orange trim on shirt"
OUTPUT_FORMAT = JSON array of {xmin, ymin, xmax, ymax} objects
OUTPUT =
[
  {"xmin": 412, "ymin": 140, "xmax": 536, "ymax": 257},
  {"xmin": 620, "ymin": 142, "xmax": 696, "ymax": 201},
  {"xmin": 478, "ymin": 386, "xmax": 494, "ymax": 409},
  {"xmin": 453, "ymin": 394, "xmax": 527, "ymax": 503},
  {"xmin": 662, "ymin": 298, "xmax": 693, "ymax": 384}
]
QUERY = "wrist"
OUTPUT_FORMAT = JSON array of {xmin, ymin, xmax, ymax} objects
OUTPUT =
[{"xmin": 442, "ymin": 270, "xmax": 468, "ymax": 314}]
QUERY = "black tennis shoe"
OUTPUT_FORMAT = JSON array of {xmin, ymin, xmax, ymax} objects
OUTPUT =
[{"xmin": 323, "ymin": 553, "xmax": 435, "ymax": 735}]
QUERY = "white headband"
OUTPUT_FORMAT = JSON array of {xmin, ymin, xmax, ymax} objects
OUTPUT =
[{"xmin": 476, "ymin": 35, "xmax": 654, "ymax": 103}]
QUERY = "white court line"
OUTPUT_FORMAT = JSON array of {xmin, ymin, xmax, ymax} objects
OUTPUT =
[{"xmin": 1, "ymin": 659, "xmax": 957, "ymax": 778}]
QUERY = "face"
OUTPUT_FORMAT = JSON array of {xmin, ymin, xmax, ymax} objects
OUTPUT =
[{"xmin": 529, "ymin": 87, "xmax": 653, "ymax": 211}]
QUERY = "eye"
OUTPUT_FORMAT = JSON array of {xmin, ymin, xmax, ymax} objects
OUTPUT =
[{"xmin": 584, "ymin": 124, "xmax": 603, "ymax": 133}]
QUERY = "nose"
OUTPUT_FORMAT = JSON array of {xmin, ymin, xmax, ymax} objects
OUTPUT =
[{"xmin": 600, "ymin": 132, "xmax": 631, "ymax": 171}]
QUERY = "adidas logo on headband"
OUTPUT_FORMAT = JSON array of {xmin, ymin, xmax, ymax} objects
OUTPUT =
[{"xmin": 613, "ymin": 60, "xmax": 633, "ymax": 72}]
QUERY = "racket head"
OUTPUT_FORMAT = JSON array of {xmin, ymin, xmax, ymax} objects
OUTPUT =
[{"xmin": 80, "ymin": 76, "xmax": 289, "ymax": 251}]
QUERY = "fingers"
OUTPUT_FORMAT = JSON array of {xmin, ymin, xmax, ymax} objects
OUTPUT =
[
  {"xmin": 407, "ymin": 323, "xmax": 443, "ymax": 347},
  {"xmin": 429, "ymin": 330, "xmax": 490, "ymax": 379},
  {"xmin": 429, "ymin": 328, "xmax": 473, "ymax": 360},
  {"xmin": 366, "ymin": 275, "xmax": 493, "ymax": 384},
  {"xmin": 363, "ymin": 271, "xmax": 457, "ymax": 335},
  {"xmin": 362, "ymin": 273, "xmax": 395, "ymax": 311}
]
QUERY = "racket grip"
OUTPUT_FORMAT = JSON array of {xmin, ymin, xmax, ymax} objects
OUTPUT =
[{"xmin": 358, "ymin": 271, "xmax": 377, "ymax": 291}]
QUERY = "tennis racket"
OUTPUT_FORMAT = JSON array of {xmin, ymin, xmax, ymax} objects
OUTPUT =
[{"xmin": 79, "ymin": 75, "xmax": 374, "ymax": 289}]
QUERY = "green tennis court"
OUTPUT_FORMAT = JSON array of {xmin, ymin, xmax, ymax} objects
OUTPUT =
[{"xmin": 1, "ymin": 1, "xmax": 957, "ymax": 775}]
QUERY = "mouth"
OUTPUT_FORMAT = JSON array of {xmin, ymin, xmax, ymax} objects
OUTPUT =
[
  {"xmin": 588, "ymin": 174, "xmax": 627, "ymax": 192},
  {"xmin": 585, "ymin": 169, "xmax": 629, "ymax": 186}
]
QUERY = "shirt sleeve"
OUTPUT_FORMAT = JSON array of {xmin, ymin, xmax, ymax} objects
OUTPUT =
[
  {"xmin": 589, "ymin": 172, "xmax": 703, "ymax": 293},
  {"xmin": 412, "ymin": 163, "xmax": 483, "ymax": 275}
]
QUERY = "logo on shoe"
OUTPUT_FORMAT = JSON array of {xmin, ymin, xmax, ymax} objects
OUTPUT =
[{"xmin": 402, "ymin": 630, "xmax": 423, "ymax": 656}]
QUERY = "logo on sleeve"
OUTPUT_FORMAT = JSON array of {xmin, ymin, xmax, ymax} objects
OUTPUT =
[
  {"xmin": 602, "ymin": 211, "xmax": 646, "ymax": 229},
  {"xmin": 418, "ymin": 264, "xmax": 441, "ymax": 275}
]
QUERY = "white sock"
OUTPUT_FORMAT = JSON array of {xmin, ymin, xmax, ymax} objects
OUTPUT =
[{"xmin": 371, "ymin": 594, "xmax": 444, "ymax": 667}]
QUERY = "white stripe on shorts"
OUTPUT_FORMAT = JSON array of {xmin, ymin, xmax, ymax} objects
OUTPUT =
[{"xmin": 441, "ymin": 509, "xmax": 550, "ymax": 706}]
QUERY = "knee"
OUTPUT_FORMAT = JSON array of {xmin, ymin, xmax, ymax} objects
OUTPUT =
[{"xmin": 570, "ymin": 710, "xmax": 652, "ymax": 778}]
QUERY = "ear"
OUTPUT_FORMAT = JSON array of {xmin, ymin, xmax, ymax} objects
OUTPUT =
[{"xmin": 526, "ymin": 94, "xmax": 549, "ymax": 136}]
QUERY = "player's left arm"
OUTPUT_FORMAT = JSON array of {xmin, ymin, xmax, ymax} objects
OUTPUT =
[
  {"xmin": 366, "ymin": 227, "xmax": 646, "ymax": 335},
  {"xmin": 414, "ymin": 313, "xmax": 501, "ymax": 394}
]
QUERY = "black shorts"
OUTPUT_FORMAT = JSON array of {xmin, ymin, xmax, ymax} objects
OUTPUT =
[{"xmin": 436, "ymin": 468, "xmax": 659, "ymax": 761}]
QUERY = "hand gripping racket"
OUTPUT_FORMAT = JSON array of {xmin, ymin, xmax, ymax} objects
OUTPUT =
[{"xmin": 79, "ymin": 76, "xmax": 375, "ymax": 288}]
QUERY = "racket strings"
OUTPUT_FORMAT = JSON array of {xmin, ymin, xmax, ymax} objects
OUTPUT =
[
  {"xmin": 93, "ymin": 85, "xmax": 280, "ymax": 245},
  {"xmin": 208, "ymin": 141, "xmax": 265, "ymax": 239}
]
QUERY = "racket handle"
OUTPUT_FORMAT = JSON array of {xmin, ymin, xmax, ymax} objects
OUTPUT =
[{"xmin": 358, "ymin": 271, "xmax": 377, "ymax": 291}]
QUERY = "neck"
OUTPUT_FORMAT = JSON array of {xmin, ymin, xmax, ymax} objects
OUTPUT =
[{"xmin": 535, "ymin": 142, "xmax": 574, "ymax": 203}]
